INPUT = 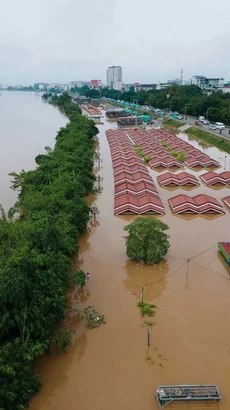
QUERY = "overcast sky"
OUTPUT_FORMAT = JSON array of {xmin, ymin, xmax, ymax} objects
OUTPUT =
[{"xmin": 1, "ymin": 0, "xmax": 230, "ymax": 85}]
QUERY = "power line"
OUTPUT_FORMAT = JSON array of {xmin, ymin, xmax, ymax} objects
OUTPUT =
[
  {"xmin": 144, "ymin": 262, "xmax": 187, "ymax": 288},
  {"xmin": 190, "ymin": 244, "xmax": 216, "ymax": 260},
  {"xmin": 191, "ymin": 260, "xmax": 230, "ymax": 282},
  {"xmin": 167, "ymin": 244, "xmax": 217, "ymax": 262}
]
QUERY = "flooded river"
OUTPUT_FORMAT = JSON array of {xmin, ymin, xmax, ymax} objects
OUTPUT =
[
  {"xmin": 4, "ymin": 100, "xmax": 229, "ymax": 410},
  {"xmin": 0, "ymin": 91, "xmax": 68, "ymax": 210}
]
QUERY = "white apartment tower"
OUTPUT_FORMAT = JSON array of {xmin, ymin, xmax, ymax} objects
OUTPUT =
[{"xmin": 107, "ymin": 66, "xmax": 122, "ymax": 89}]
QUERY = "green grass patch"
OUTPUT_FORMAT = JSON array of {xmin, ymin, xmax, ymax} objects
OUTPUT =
[
  {"xmin": 186, "ymin": 127, "xmax": 230, "ymax": 154},
  {"xmin": 163, "ymin": 119, "xmax": 185, "ymax": 128}
]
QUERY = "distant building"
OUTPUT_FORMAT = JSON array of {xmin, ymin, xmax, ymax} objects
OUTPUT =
[
  {"xmin": 122, "ymin": 84, "xmax": 133, "ymax": 92},
  {"xmin": 134, "ymin": 83, "xmax": 156, "ymax": 92},
  {"xmin": 219, "ymin": 83, "xmax": 230, "ymax": 93},
  {"xmin": 34, "ymin": 83, "xmax": 47, "ymax": 90},
  {"xmin": 156, "ymin": 82, "xmax": 169, "ymax": 90},
  {"xmin": 69, "ymin": 81, "xmax": 89, "ymax": 89},
  {"xmin": 107, "ymin": 66, "xmax": 122, "ymax": 89},
  {"xmin": 191, "ymin": 75, "xmax": 224, "ymax": 90},
  {"xmin": 90, "ymin": 80, "xmax": 102, "ymax": 90},
  {"xmin": 167, "ymin": 78, "xmax": 181, "ymax": 86},
  {"xmin": 0, "ymin": 84, "xmax": 9, "ymax": 89},
  {"xmin": 113, "ymin": 80, "xmax": 123, "ymax": 91}
]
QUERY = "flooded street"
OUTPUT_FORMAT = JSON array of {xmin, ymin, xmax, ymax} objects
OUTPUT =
[
  {"xmin": 28, "ymin": 112, "xmax": 230, "ymax": 410},
  {"xmin": 0, "ymin": 91, "xmax": 68, "ymax": 210}
]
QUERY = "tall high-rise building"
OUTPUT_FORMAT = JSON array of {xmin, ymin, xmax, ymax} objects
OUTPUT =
[{"xmin": 107, "ymin": 66, "xmax": 122, "ymax": 89}]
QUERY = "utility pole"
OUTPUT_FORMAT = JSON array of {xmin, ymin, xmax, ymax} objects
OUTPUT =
[
  {"xmin": 147, "ymin": 326, "xmax": 150, "ymax": 346},
  {"xmin": 186, "ymin": 259, "xmax": 190, "ymax": 275},
  {"xmin": 141, "ymin": 286, "xmax": 144, "ymax": 302},
  {"xmin": 186, "ymin": 259, "xmax": 190, "ymax": 290}
]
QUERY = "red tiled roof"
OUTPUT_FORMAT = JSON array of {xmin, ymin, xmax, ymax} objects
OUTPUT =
[
  {"xmin": 114, "ymin": 193, "xmax": 165, "ymax": 215},
  {"xmin": 106, "ymin": 128, "xmax": 165, "ymax": 216},
  {"xmin": 168, "ymin": 194, "xmax": 225, "ymax": 215},
  {"xmin": 222, "ymin": 195, "xmax": 230, "ymax": 209},
  {"xmin": 114, "ymin": 180, "xmax": 158, "ymax": 197},
  {"xmin": 157, "ymin": 172, "xmax": 199, "ymax": 186},
  {"xmin": 113, "ymin": 163, "xmax": 148, "ymax": 175},
  {"xmin": 200, "ymin": 171, "xmax": 230, "ymax": 185}
]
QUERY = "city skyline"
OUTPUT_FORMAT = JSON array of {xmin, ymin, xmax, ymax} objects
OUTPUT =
[{"xmin": 0, "ymin": 0, "xmax": 230, "ymax": 85}]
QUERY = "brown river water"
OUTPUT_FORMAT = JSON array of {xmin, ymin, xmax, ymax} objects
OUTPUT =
[
  {"xmin": 0, "ymin": 91, "xmax": 68, "ymax": 210},
  {"xmin": 2, "ymin": 94, "xmax": 230, "ymax": 410}
]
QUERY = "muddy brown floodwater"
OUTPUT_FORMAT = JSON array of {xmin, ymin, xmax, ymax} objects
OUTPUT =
[{"xmin": 30, "ymin": 114, "xmax": 230, "ymax": 410}]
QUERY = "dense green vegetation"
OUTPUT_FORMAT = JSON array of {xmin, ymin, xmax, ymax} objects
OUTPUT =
[
  {"xmin": 71, "ymin": 84, "xmax": 230, "ymax": 126},
  {"xmin": 123, "ymin": 217, "xmax": 170, "ymax": 264},
  {"xmin": 186, "ymin": 127, "xmax": 230, "ymax": 154},
  {"xmin": 0, "ymin": 93, "xmax": 98, "ymax": 409}
]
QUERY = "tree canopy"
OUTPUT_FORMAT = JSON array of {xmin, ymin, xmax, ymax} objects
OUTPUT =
[
  {"xmin": 124, "ymin": 217, "xmax": 170, "ymax": 264},
  {"xmin": 100, "ymin": 84, "xmax": 230, "ymax": 125}
]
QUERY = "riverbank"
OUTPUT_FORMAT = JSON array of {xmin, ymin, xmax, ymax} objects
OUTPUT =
[{"xmin": 0, "ymin": 94, "xmax": 99, "ymax": 410}]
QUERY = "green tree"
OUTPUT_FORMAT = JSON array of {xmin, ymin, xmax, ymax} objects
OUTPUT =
[
  {"xmin": 123, "ymin": 217, "xmax": 170, "ymax": 264},
  {"xmin": 72, "ymin": 267, "xmax": 87, "ymax": 288},
  {"xmin": 85, "ymin": 89, "xmax": 100, "ymax": 98}
]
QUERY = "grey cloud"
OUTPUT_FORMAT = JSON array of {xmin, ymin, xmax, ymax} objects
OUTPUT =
[{"xmin": 0, "ymin": 0, "xmax": 230, "ymax": 84}]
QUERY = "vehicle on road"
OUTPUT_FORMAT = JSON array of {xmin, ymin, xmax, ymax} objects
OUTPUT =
[
  {"xmin": 177, "ymin": 115, "xmax": 183, "ymax": 120},
  {"xmin": 209, "ymin": 125, "xmax": 217, "ymax": 130},
  {"xmin": 199, "ymin": 116, "xmax": 205, "ymax": 121},
  {"xmin": 215, "ymin": 122, "xmax": 225, "ymax": 130},
  {"xmin": 195, "ymin": 121, "xmax": 202, "ymax": 126},
  {"xmin": 202, "ymin": 120, "xmax": 210, "ymax": 125}
]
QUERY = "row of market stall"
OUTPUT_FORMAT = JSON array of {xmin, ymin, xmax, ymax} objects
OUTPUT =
[
  {"xmin": 106, "ymin": 129, "xmax": 229, "ymax": 217},
  {"xmin": 81, "ymin": 104, "xmax": 102, "ymax": 116},
  {"xmin": 125, "ymin": 128, "xmax": 220, "ymax": 169},
  {"xmin": 168, "ymin": 194, "xmax": 226, "ymax": 215},
  {"xmin": 157, "ymin": 170, "xmax": 230, "ymax": 187},
  {"xmin": 106, "ymin": 129, "xmax": 165, "ymax": 215},
  {"xmin": 148, "ymin": 128, "xmax": 220, "ymax": 168}
]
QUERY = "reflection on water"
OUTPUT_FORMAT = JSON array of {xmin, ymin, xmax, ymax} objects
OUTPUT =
[
  {"xmin": 123, "ymin": 259, "xmax": 169, "ymax": 300},
  {"xmin": 73, "ymin": 288, "xmax": 91, "ymax": 304},
  {"xmin": 164, "ymin": 402, "xmax": 220, "ymax": 410},
  {"xmin": 162, "ymin": 184, "xmax": 198, "ymax": 191},
  {"xmin": 204, "ymin": 184, "xmax": 229, "ymax": 191}
]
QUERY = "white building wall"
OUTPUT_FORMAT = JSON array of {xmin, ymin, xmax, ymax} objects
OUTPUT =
[
  {"xmin": 107, "ymin": 66, "xmax": 122, "ymax": 88},
  {"xmin": 113, "ymin": 80, "xmax": 123, "ymax": 91}
]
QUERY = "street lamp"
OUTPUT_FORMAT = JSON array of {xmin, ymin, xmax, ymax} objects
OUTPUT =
[{"xmin": 206, "ymin": 107, "xmax": 215, "ymax": 121}]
